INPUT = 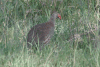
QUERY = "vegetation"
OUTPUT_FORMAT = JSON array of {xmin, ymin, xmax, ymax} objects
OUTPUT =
[{"xmin": 0, "ymin": 0, "xmax": 100, "ymax": 67}]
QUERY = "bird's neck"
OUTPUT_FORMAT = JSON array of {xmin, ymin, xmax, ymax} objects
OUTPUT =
[{"xmin": 49, "ymin": 16, "xmax": 56, "ymax": 25}]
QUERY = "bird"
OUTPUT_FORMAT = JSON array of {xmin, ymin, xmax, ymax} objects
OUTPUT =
[{"xmin": 27, "ymin": 12, "xmax": 61, "ymax": 50}]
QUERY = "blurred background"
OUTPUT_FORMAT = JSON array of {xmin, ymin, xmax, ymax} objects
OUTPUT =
[{"xmin": 0, "ymin": 0, "xmax": 100, "ymax": 67}]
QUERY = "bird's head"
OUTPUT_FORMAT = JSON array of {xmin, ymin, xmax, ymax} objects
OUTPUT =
[{"xmin": 52, "ymin": 12, "xmax": 61, "ymax": 20}]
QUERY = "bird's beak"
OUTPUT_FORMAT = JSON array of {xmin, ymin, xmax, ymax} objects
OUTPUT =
[{"xmin": 58, "ymin": 14, "xmax": 61, "ymax": 20}]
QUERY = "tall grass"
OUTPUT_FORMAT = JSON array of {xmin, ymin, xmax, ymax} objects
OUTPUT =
[{"xmin": 0, "ymin": 0, "xmax": 100, "ymax": 67}]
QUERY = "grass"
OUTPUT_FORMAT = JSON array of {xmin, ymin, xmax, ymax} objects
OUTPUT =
[{"xmin": 0, "ymin": 0, "xmax": 100, "ymax": 67}]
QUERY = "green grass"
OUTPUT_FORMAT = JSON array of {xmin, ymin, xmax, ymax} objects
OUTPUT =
[{"xmin": 0, "ymin": 0, "xmax": 100, "ymax": 67}]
